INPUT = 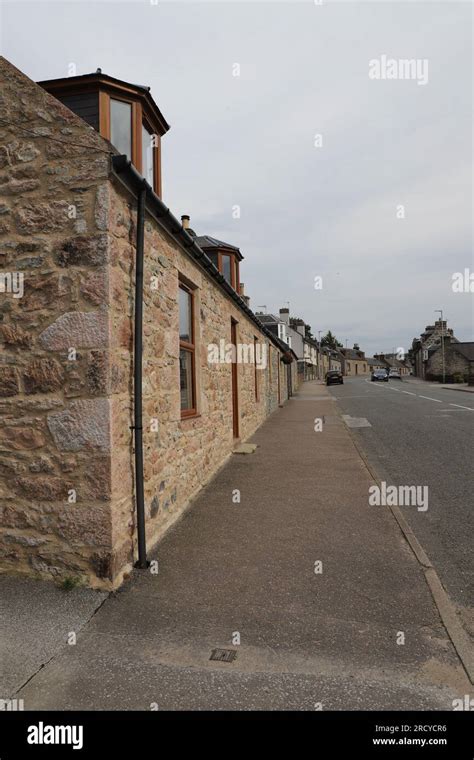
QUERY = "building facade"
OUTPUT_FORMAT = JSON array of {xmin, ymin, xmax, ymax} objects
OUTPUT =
[
  {"xmin": 410, "ymin": 320, "xmax": 454, "ymax": 379},
  {"xmin": 0, "ymin": 58, "xmax": 295, "ymax": 588},
  {"xmin": 424, "ymin": 342, "xmax": 474, "ymax": 383},
  {"xmin": 340, "ymin": 347, "xmax": 369, "ymax": 376}
]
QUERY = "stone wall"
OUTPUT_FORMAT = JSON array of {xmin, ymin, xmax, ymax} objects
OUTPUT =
[
  {"xmin": 0, "ymin": 57, "xmax": 294, "ymax": 588},
  {"xmin": 344, "ymin": 359, "xmax": 369, "ymax": 376},
  {"xmin": 0, "ymin": 57, "xmax": 117, "ymax": 586},
  {"xmin": 427, "ymin": 344, "xmax": 470, "ymax": 382},
  {"xmin": 106, "ymin": 178, "xmax": 291, "ymax": 569}
]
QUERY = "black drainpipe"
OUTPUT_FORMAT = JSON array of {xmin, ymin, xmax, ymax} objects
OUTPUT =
[
  {"xmin": 133, "ymin": 187, "xmax": 148, "ymax": 569},
  {"xmin": 111, "ymin": 154, "xmax": 290, "ymax": 568}
]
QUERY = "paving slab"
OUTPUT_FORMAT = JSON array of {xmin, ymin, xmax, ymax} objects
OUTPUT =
[{"xmin": 0, "ymin": 576, "xmax": 106, "ymax": 698}]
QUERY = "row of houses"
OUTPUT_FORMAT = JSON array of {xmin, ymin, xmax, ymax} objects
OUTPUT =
[
  {"xmin": 0, "ymin": 58, "xmax": 307, "ymax": 588},
  {"xmin": 2, "ymin": 56, "xmax": 436, "ymax": 590},
  {"xmin": 2, "ymin": 58, "xmax": 369, "ymax": 589},
  {"xmin": 254, "ymin": 309, "xmax": 342, "ymax": 381},
  {"xmin": 251, "ymin": 312, "xmax": 414, "ymax": 381}
]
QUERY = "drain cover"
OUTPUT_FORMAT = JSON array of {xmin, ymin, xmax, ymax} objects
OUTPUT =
[{"xmin": 209, "ymin": 648, "xmax": 237, "ymax": 663}]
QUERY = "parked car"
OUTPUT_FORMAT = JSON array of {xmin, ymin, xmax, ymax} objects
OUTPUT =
[
  {"xmin": 371, "ymin": 369, "xmax": 388, "ymax": 382},
  {"xmin": 326, "ymin": 370, "xmax": 343, "ymax": 386},
  {"xmin": 388, "ymin": 369, "xmax": 401, "ymax": 379}
]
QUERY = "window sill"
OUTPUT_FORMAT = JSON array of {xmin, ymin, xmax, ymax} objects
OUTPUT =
[{"xmin": 180, "ymin": 412, "xmax": 201, "ymax": 421}]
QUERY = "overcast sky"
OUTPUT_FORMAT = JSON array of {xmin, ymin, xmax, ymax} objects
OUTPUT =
[{"xmin": 1, "ymin": 0, "xmax": 472, "ymax": 355}]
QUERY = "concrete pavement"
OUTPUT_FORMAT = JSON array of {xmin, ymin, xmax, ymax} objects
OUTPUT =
[{"xmin": 8, "ymin": 380, "xmax": 471, "ymax": 709}]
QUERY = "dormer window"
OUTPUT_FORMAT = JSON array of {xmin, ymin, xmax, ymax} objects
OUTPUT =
[
  {"xmin": 207, "ymin": 250, "xmax": 238, "ymax": 289},
  {"xmin": 38, "ymin": 70, "xmax": 170, "ymax": 197},
  {"xmin": 189, "ymin": 229, "xmax": 243, "ymax": 294}
]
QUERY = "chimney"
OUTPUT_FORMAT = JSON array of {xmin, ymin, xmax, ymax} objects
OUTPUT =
[
  {"xmin": 240, "ymin": 283, "xmax": 250, "ymax": 306},
  {"xmin": 181, "ymin": 215, "xmax": 190, "ymax": 230},
  {"xmin": 279, "ymin": 307, "xmax": 290, "ymax": 325}
]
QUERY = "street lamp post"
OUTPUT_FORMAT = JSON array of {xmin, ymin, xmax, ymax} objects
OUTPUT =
[{"xmin": 435, "ymin": 309, "xmax": 445, "ymax": 384}]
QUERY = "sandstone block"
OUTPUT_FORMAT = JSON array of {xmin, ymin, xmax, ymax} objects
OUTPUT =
[
  {"xmin": 0, "ymin": 366, "xmax": 19, "ymax": 396},
  {"xmin": 14, "ymin": 201, "xmax": 70, "ymax": 234},
  {"xmin": 86, "ymin": 350, "xmax": 109, "ymax": 395},
  {"xmin": 23, "ymin": 358, "xmax": 64, "ymax": 394},
  {"xmin": 22, "ymin": 274, "xmax": 70, "ymax": 312},
  {"xmin": 0, "ymin": 426, "xmax": 46, "ymax": 450},
  {"xmin": 13, "ymin": 475, "xmax": 68, "ymax": 501},
  {"xmin": 56, "ymin": 234, "xmax": 108, "ymax": 267},
  {"xmin": 95, "ymin": 184, "xmax": 109, "ymax": 231},
  {"xmin": 0, "ymin": 178, "xmax": 39, "ymax": 195},
  {"xmin": 80, "ymin": 268, "xmax": 109, "ymax": 305},
  {"xmin": 0, "ymin": 325, "xmax": 32, "ymax": 348}
]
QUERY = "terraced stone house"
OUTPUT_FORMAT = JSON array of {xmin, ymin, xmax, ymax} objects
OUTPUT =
[{"xmin": 0, "ymin": 57, "xmax": 296, "ymax": 588}]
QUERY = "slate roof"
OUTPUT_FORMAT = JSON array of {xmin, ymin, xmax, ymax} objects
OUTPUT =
[
  {"xmin": 193, "ymin": 235, "xmax": 243, "ymax": 260},
  {"xmin": 453, "ymin": 342, "xmax": 474, "ymax": 361},
  {"xmin": 342, "ymin": 349, "xmax": 365, "ymax": 360},
  {"xmin": 257, "ymin": 314, "xmax": 283, "ymax": 325},
  {"xmin": 255, "ymin": 313, "xmax": 281, "ymax": 324}
]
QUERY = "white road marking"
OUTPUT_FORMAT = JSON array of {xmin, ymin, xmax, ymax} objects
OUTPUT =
[
  {"xmin": 437, "ymin": 408, "xmax": 471, "ymax": 412},
  {"xmin": 342, "ymin": 414, "xmax": 372, "ymax": 428},
  {"xmin": 332, "ymin": 395, "xmax": 374, "ymax": 399},
  {"xmin": 401, "ymin": 391, "xmax": 416, "ymax": 396},
  {"xmin": 449, "ymin": 403, "xmax": 474, "ymax": 411},
  {"xmin": 419, "ymin": 395, "xmax": 443, "ymax": 402}
]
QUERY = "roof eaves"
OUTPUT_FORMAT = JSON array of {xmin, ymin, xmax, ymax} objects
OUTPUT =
[{"xmin": 111, "ymin": 155, "xmax": 284, "ymax": 353}]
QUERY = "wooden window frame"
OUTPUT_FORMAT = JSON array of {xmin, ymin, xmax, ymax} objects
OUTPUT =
[
  {"xmin": 179, "ymin": 282, "xmax": 197, "ymax": 419},
  {"xmin": 213, "ymin": 252, "xmax": 238, "ymax": 292},
  {"xmin": 99, "ymin": 91, "xmax": 161, "ymax": 195}
]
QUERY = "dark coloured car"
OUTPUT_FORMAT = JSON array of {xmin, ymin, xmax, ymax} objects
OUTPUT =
[
  {"xmin": 326, "ymin": 370, "xmax": 343, "ymax": 385},
  {"xmin": 371, "ymin": 369, "xmax": 388, "ymax": 382}
]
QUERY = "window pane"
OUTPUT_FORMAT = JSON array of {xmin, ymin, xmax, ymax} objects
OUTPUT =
[
  {"xmin": 179, "ymin": 286, "xmax": 192, "ymax": 342},
  {"xmin": 110, "ymin": 99, "xmax": 132, "ymax": 158},
  {"xmin": 180, "ymin": 349, "xmax": 193, "ymax": 410},
  {"xmin": 222, "ymin": 255, "xmax": 232, "ymax": 284},
  {"xmin": 142, "ymin": 124, "xmax": 155, "ymax": 187}
]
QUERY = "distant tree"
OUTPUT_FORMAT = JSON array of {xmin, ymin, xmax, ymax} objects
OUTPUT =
[
  {"xmin": 353, "ymin": 343, "xmax": 360, "ymax": 351},
  {"xmin": 290, "ymin": 317, "xmax": 314, "ymax": 341},
  {"xmin": 321, "ymin": 331, "xmax": 343, "ymax": 350}
]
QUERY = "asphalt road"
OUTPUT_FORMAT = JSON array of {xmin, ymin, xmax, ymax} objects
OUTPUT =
[{"xmin": 328, "ymin": 375, "xmax": 474, "ymax": 618}]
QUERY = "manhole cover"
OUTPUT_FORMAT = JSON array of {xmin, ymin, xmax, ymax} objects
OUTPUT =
[{"xmin": 209, "ymin": 648, "xmax": 237, "ymax": 663}]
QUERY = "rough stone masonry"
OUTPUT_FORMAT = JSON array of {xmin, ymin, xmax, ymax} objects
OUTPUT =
[{"xmin": 0, "ymin": 57, "xmax": 293, "ymax": 588}]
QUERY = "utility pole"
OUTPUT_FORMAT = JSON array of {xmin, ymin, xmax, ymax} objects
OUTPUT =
[
  {"xmin": 317, "ymin": 330, "xmax": 322, "ymax": 380},
  {"xmin": 435, "ymin": 309, "xmax": 446, "ymax": 384}
]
